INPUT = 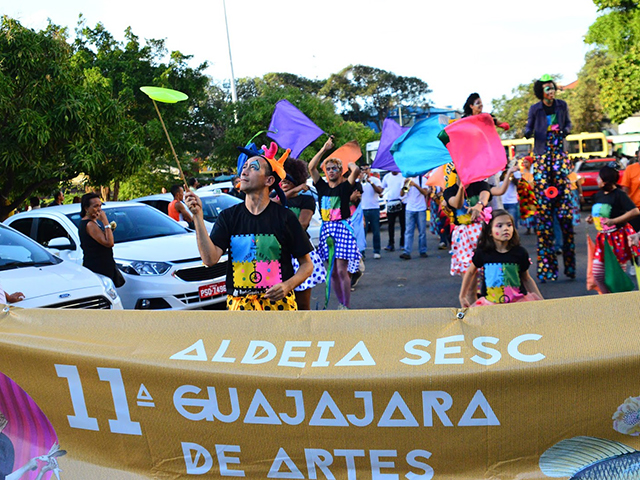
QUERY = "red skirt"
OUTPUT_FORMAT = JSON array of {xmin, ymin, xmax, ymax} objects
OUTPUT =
[{"xmin": 594, "ymin": 224, "xmax": 640, "ymax": 266}]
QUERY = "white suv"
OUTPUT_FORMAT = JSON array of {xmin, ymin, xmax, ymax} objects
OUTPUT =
[
  {"xmin": 4, "ymin": 203, "xmax": 228, "ymax": 310},
  {"xmin": 0, "ymin": 223, "xmax": 122, "ymax": 309}
]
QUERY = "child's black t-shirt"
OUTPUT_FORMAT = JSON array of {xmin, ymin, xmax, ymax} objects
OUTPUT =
[{"xmin": 472, "ymin": 245, "xmax": 532, "ymax": 303}]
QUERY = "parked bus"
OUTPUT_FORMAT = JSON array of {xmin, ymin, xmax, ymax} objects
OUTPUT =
[{"xmin": 503, "ymin": 132, "xmax": 608, "ymax": 160}]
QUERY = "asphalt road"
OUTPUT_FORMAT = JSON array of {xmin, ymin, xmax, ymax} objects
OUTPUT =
[{"xmin": 312, "ymin": 214, "xmax": 606, "ymax": 310}]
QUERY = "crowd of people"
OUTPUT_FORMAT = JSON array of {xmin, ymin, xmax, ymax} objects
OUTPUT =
[
  {"xmin": 5, "ymin": 74, "xmax": 640, "ymax": 312},
  {"xmin": 179, "ymin": 74, "xmax": 640, "ymax": 312}
]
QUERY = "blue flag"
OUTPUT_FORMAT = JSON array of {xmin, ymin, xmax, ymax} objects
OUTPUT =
[{"xmin": 390, "ymin": 115, "xmax": 452, "ymax": 177}]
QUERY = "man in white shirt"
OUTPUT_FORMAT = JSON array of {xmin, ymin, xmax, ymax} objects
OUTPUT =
[
  {"xmin": 381, "ymin": 171, "xmax": 406, "ymax": 252},
  {"xmin": 399, "ymin": 175, "xmax": 430, "ymax": 260},
  {"xmin": 360, "ymin": 166, "xmax": 384, "ymax": 259}
]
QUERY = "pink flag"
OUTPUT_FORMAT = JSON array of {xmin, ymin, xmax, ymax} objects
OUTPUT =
[{"xmin": 444, "ymin": 113, "xmax": 507, "ymax": 186}]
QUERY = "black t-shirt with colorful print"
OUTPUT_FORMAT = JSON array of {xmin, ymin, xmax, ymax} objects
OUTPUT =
[
  {"xmin": 443, "ymin": 181, "xmax": 491, "ymax": 225},
  {"xmin": 210, "ymin": 201, "xmax": 312, "ymax": 296},
  {"xmin": 472, "ymin": 245, "xmax": 531, "ymax": 303},
  {"xmin": 286, "ymin": 194, "xmax": 316, "ymax": 221},
  {"xmin": 314, "ymin": 177, "xmax": 354, "ymax": 221},
  {"xmin": 543, "ymin": 101, "xmax": 557, "ymax": 127},
  {"xmin": 591, "ymin": 188, "xmax": 637, "ymax": 232}
]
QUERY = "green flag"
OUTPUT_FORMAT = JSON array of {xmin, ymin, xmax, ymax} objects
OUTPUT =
[{"xmin": 604, "ymin": 240, "xmax": 635, "ymax": 293}]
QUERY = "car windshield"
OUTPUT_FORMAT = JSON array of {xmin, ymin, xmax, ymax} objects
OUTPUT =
[
  {"xmin": 67, "ymin": 205, "xmax": 189, "ymax": 243},
  {"xmin": 200, "ymin": 195, "xmax": 243, "ymax": 223},
  {"xmin": 581, "ymin": 161, "xmax": 613, "ymax": 172},
  {"xmin": 0, "ymin": 225, "xmax": 60, "ymax": 271}
]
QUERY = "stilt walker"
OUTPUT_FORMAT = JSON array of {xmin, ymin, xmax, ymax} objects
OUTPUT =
[{"xmin": 524, "ymin": 75, "xmax": 576, "ymax": 282}]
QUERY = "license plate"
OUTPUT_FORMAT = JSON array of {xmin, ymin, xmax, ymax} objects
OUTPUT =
[{"xmin": 199, "ymin": 281, "xmax": 226, "ymax": 299}]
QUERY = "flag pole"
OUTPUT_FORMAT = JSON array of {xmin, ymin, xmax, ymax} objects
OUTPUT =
[{"xmin": 152, "ymin": 99, "xmax": 187, "ymax": 188}]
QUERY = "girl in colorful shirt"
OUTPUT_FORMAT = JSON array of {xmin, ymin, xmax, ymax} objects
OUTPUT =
[
  {"xmin": 586, "ymin": 165, "xmax": 640, "ymax": 294},
  {"xmin": 459, "ymin": 209, "xmax": 543, "ymax": 307}
]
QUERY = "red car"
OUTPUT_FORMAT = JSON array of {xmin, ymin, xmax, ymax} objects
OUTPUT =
[{"xmin": 576, "ymin": 158, "xmax": 626, "ymax": 205}]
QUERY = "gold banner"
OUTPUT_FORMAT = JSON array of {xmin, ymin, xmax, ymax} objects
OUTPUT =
[{"xmin": 1, "ymin": 292, "xmax": 640, "ymax": 479}]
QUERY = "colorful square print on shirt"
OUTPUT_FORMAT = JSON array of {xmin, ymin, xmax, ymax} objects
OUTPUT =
[
  {"xmin": 591, "ymin": 203, "xmax": 612, "ymax": 232},
  {"xmin": 321, "ymin": 196, "xmax": 341, "ymax": 221},
  {"xmin": 230, "ymin": 234, "xmax": 282, "ymax": 290},
  {"xmin": 484, "ymin": 262, "xmax": 522, "ymax": 303}
]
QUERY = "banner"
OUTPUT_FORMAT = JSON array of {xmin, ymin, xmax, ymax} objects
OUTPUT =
[{"xmin": 1, "ymin": 292, "xmax": 640, "ymax": 479}]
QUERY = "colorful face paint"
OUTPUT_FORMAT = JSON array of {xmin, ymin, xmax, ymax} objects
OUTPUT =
[{"xmin": 246, "ymin": 159, "xmax": 261, "ymax": 172}]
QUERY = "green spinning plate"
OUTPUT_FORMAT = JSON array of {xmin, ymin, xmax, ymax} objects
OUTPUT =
[{"xmin": 140, "ymin": 86, "xmax": 188, "ymax": 103}]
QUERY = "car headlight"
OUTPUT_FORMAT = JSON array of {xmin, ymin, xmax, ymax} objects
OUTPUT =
[
  {"xmin": 116, "ymin": 259, "xmax": 171, "ymax": 276},
  {"xmin": 97, "ymin": 274, "xmax": 119, "ymax": 300}
]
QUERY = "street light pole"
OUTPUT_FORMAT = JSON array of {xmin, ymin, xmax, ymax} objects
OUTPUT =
[{"xmin": 222, "ymin": 0, "xmax": 238, "ymax": 109}]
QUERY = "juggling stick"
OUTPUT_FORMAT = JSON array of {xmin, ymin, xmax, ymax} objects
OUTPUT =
[{"xmin": 140, "ymin": 86, "xmax": 189, "ymax": 187}]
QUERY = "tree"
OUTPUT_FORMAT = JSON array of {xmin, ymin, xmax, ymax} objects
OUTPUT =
[
  {"xmin": 585, "ymin": 0, "xmax": 640, "ymax": 122},
  {"xmin": 320, "ymin": 65, "xmax": 432, "ymax": 130},
  {"xmin": 205, "ymin": 77, "xmax": 378, "ymax": 172},
  {"xmin": 0, "ymin": 16, "xmax": 147, "ymax": 220},
  {"xmin": 73, "ymin": 19, "xmax": 226, "ymax": 198},
  {"xmin": 563, "ymin": 50, "xmax": 612, "ymax": 132},
  {"xmin": 491, "ymin": 80, "xmax": 540, "ymax": 139}
]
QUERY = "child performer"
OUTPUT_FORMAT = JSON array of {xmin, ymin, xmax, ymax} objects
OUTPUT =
[
  {"xmin": 443, "ymin": 164, "xmax": 491, "ymax": 276},
  {"xmin": 459, "ymin": 209, "xmax": 543, "ymax": 307},
  {"xmin": 586, "ymin": 166, "xmax": 640, "ymax": 294},
  {"xmin": 517, "ymin": 156, "xmax": 537, "ymax": 235}
]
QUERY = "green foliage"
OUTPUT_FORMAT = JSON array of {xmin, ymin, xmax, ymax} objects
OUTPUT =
[
  {"xmin": 586, "ymin": 0, "xmax": 640, "ymax": 56},
  {"xmin": 320, "ymin": 65, "xmax": 432, "ymax": 130},
  {"xmin": 598, "ymin": 47, "xmax": 640, "ymax": 122},
  {"xmin": 73, "ymin": 18, "xmax": 226, "ymax": 194},
  {"xmin": 585, "ymin": 1, "xmax": 640, "ymax": 123},
  {"xmin": 491, "ymin": 80, "xmax": 540, "ymax": 139},
  {"xmin": 206, "ymin": 78, "xmax": 379, "ymax": 172},
  {"xmin": 563, "ymin": 50, "xmax": 611, "ymax": 132},
  {"xmin": 0, "ymin": 16, "xmax": 147, "ymax": 220}
]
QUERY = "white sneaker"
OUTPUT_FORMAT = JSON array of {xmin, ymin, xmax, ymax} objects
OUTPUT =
[{"xmin": 373, "ymin": 253, "xmax": 381, "ymax": 259}]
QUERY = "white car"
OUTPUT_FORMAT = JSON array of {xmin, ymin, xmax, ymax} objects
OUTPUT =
[
  {"xmin": 4, "ymin": 203, "xmax": 229, "ymax": 310},
  {"xmin": 130, "ymin": 191, "xmax": 243, "ymax": 233},
  {"xmin": 197, "ymin": 181, "xmax": 235, "ymax": 194},
  {"xmin": 156, "ymin": 188, "xmax": 321, "ymax": 247},
  {"xmin": 0, "ymin": 223, "xmax": 122, "ymax": 309}
]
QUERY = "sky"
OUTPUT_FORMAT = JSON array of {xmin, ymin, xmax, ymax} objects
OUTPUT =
[{"xmin": 4, "ymin": 0, "xmax": 600, "ymax": 110}]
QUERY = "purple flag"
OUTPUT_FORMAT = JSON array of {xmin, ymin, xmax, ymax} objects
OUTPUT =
[
  {"xmin": 267, "ymin": 99, "xmax": 325, "ymax": 158},
  {"xmin": 371, "ymin": 119, "xmax": 408, "ymax": 172}
]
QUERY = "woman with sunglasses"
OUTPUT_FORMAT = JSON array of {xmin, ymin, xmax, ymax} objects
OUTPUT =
[
  {"xmin": 308, "ymin": 137, "xmax": 361, "ymax": 309},
  {"xmin": 524, "ymin": 74, "xmax": 575, "ymax": 282}
]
